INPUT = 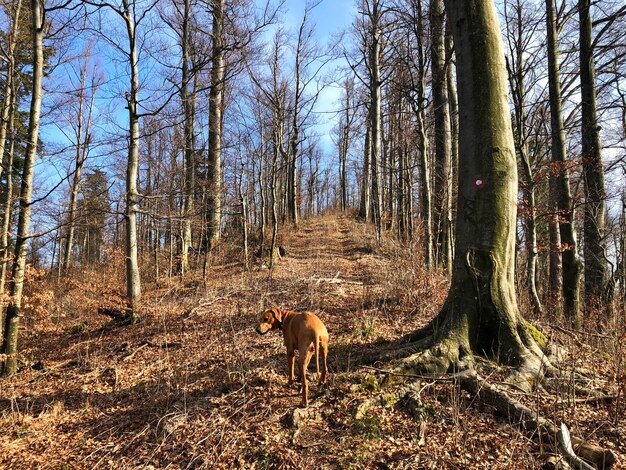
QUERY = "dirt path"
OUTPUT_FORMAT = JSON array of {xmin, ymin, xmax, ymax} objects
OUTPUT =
[{"xmin": 1, "ymin": 214, "xmax": 623, "ymax": 469}]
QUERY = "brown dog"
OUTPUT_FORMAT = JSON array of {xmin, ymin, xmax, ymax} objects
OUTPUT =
[{"xmin": 255, "ymin": 307, "xmax": 329, "ymax": 407}]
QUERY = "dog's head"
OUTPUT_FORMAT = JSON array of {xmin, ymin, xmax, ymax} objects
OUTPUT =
[{"xmin": 255, "ymin": 307, "xmax": 283, "ymax": 335}]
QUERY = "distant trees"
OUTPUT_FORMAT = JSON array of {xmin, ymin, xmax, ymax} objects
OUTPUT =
[{"xmin": 1, "ymin": 0, "xmax": 626, "ymax": 373}]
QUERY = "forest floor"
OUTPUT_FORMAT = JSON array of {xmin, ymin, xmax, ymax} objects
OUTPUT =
[{"xmin": 0, "ymin": 213, "xmax": 624, "ymax": 469}]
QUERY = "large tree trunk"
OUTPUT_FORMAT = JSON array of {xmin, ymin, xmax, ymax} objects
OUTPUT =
[
  {"xmin": 206, "ymin": 0, "xmax": 225, "ymax": 251},
  {"xmin": 124, "ymin": 0, "xmax": 141, "ymax": 318},
  {"xmin": 2, "ymin": 0, "xmax": 44, "ymax": 375},
  {"xmin": 402, "ymin": 0, "xmax": 543, "ymax": 376},
  {"xmin": 546, "ymin": 0, "xmax": 580, "ymax": 322},
  {"xmin": 579, "ymin": 0, "xmax": 608, "ymax": 313}
]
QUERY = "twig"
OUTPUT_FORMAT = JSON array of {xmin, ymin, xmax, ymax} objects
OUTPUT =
[
  {"xmin": 547, "ymin": 323, "xmax": 615, "ymax": 340},
  {"xmin": 121, "ymin": 342, "xmax": 149, "ymax": 362}
]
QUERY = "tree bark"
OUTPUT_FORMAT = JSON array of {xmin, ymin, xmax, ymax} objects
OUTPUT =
[
  {"xmin": 0, "ymin": 95, "xmax": 17, "ymax": 337},
  {"xmin": 505, "ymin": 0, "xmax": 542, "ymax": 315},
  {"xmin": 579, "ymin": 0, "xmax": 608, "ymax": 313},
  {"xmin": 180, "ymin": 0, "xmax": 197, "ymax": 275},
  {"xmin": 63, "ymin": 61, "xmax": 96, "ymax": 272},
  {"xmin": 412, "ymin": 0, "xmax": 432, "ymax": 267},
  {"xmin": 206, "ymin": 0, "xmax": 225, "ymax": 251},
  {"xmin": 0, "ymin": 0, "xmax": 21, "ymax": 187},
  {"xmin": 0, "ymin": 0, "xmax": 21, "ymax": 299},
  {"xmin": 2, "ymin": 0, "xmax": 44, "ymax": 375},
  {"xmin": 431, "ymin": 0, "xmax": 453, "ymax": 276},
  {"xmin": 369, "ymin": 0, "xmax": 383, "ymax": 239},
  {"xmin": 421, "ymin": 0, "xmax": 541, "ymax": 369},
  {"xmin": 546, "ymin": 0, "xmax": 580, "ymax": 322},
  {"xmin": 359, "ymin": 122, "xmax": 371, "ymax": 222},
  {"xmin": 124, "ymin": 0, "xmax": 141, "ymax": 318}
]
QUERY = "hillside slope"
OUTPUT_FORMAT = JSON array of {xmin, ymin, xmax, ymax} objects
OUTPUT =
[{"xmin": 0, "ymin": 214, "xmax": 623, "ymax": 468}]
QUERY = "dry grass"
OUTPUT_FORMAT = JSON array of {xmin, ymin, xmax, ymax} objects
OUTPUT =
[{"xmin": 0, "ymin": 213, "xmax": 624, "ymax": 469}]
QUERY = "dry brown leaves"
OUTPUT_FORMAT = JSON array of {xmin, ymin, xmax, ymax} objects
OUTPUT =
[{"xmin": 0, "ymin": 213, "xmax": 624, "ymax": 469}]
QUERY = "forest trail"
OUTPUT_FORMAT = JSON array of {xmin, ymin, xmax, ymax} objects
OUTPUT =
[{"xmin": 0, "ymin": 213, "xmax": 622, "ymax": 469}]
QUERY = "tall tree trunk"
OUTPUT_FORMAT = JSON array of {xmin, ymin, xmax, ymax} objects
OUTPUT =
[
  {"xmin": 546, "ymin": 0, "xmax": 580, "ymax": 322},
  {"xmin": 339, "ymin": 80, "xmax": 354, "ymax": 212},
  {"xmin": 2, "ymin": 0, "xmax": 44, "ymax": 375},
  {"xmin": 369, "ymin": 0, "xmax": 383, "ymax": 239},
  {"xmin": 0, "ymin": 0, "xmax": 21, "ymax": 187},
  {"xmin": 63, "ymin": 62, "xmax": 96, "ymax": 272},
  {"xmin": 359, "ymin": 123, "xmax": 371, "ymax": 221},
  {"xmin": 431, "ymin": 0, "xmax": 453, "ymax": 276},
  {"xmin": 506, "ymin": 0, "xmax": 542, "ymax": 315},
  {"xmin": 206, "ymin": 0, "xmax": 225, "ymax": 251},
  {"xmin": 446, "ymin": 28, "xmax": 458, "ymax": 263},
  {"xmin": 238, "ymin": 167, "xmax": 249, "ymax": 271},
  {"xmin": 579, "ymin": 0, "xmax": 608, "ymax": 313},
  {"xmin": 124, "ymin": 0, "xmax": 141, "ymax": 317},
  {"xmin": 0, "ymin": 0, "xmax": 21, "ymax": 299},
  {"xmin": 180, "ymin": 0, "xmax": 197, "ymax": 274},
  {"xmin": 0, "ymin": 95, "xmax": 17, "ymax": 336},
  {"xmin": 413, "ymin": 0, "xmax": 432, "ymax": 267},
  {"xmin": 270, "ymin": 135, "xmax": 279, "ymax": 268},
  {"xmin": 424, "ymin": 0, "xmax": 541, "ymax": 369}
]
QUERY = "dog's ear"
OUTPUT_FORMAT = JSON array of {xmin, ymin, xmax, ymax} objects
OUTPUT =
[{"xmin": 272, "ymin": 307, "xmax": 282, "ymax": 322}]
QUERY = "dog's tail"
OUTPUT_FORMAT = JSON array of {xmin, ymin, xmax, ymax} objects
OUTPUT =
[{"xmin": 314, "ymin": 335, "xmax": 320, "ymax": 376}]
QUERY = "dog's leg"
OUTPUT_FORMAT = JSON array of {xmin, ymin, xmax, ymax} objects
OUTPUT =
[
  {"xmin": 298, "ymin": 346, "xmax": 314, "ymax": 407},
  {"xmin": 320, "ymin": 337, "xmax": 328, "ymax": 384},
  {"xmin": 286, "ymin": 347, "xmax": 295, "ymax": 385}
]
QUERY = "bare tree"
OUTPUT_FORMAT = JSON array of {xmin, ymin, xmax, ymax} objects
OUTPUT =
[
  {"xmin": 504, "ymin": 0, "xmax": 543, "ymax": 315},
  {"xmin": 61, "ymin": 53, "xmax": 99, "ymax": 272}
]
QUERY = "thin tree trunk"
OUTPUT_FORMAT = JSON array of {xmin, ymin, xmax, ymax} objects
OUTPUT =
[
  {"xmin": 180, "ymin": 0, "xmax": 197, "ymax": 274},
  {"xmin": 2, "ymin": 0, "xmax": 44, "ymax": 375},
  {"xmin": 431, "ymin": 0, "xmax": 452, "ymax": 276},
  {"xmin": 239, "ymin": 167, "xmax": 249, "ymax": 271},
  {"xmin": 0, "ymin": 0, "xmax": 21, "ymax": 187},
  {"xmin": 124, "ymin": 0, "xmax": 141, "ymax": 318},
  {"xmin": 369, "ymin": 0, "xmax": 383, "ymax": 239},
  {"xmin": 0, "ymin": 95, "xmax": 17, "ymax": 340},
  {"xmin": 414, "ymin": 0, "xmax": 432, "ymax": 267},
  {"xmin": 446, "ymin": 26, "xmax": 458, "ymax": 265},
  {"xmin": 359, "ymin": 123, "xmax": 371, "ymax": 221},
  {"xmin": 505, "ymin": 0, "xmax": 542, "ymax": 315},
  {"xmin": 63, "ymin": 62, "xmax": 96, "ymax": 272},
  {"xmin": 0, "ymin": 87, "xmax": 19, "ymax": 295}
]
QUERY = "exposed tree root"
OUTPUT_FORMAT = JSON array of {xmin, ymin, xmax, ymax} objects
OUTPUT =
[
  {"xmin": 355, "ymin": 331, "xmax": 616, "ymax": 469},
  {"xmin": 461, "ymin": 372, "xmax": 615, "ymax": 469},
  {"xmin": 97, "ymin": 306, "xmax": 136, "ymax": 325}
]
